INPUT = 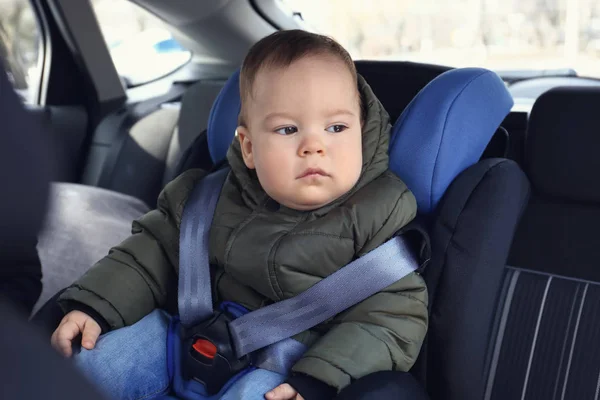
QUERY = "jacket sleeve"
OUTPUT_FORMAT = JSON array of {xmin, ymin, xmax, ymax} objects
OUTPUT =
[
  {"xmin": 291, "ymin": 188, "xmax": 428, "ymax": 391},
  {"xmin": 58, "ymin": 169, "xmax": 207, "ymax": 330}
]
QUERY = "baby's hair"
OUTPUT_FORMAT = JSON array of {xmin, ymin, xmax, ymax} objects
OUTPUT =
[{"xmin": 238, "ymin": 29, "xmax": 365, "ymax": 126}]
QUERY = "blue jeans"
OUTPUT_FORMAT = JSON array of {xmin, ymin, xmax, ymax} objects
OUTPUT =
[{"xmin": 74, "ymin": 310, "xmax": 286, "ymax": 400}]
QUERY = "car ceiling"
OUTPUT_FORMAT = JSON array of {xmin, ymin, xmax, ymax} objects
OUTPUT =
[{"xmin": 130, "ymin": 0, "xmax": 280, "ymax": 66}]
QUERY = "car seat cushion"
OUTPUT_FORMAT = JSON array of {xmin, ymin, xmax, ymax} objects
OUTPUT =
[
  {"xmin": 207, "ymin": 70, "xmax": 241, "ymax": 164},
  {"xmin": 389, "ymin": 68, "xmax": 514, "ymax": 213}
]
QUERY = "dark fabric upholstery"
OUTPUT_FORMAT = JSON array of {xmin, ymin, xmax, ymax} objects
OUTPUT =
[
  {"xmin": 487, "ymin": 87, "xmax": 600, "ymax": 400},
  {"xmin": 487, "ymin": 269, "xmax": 600, "ymax": 400},
  {"xmin": 0, "ymin": 302, "xmax": 107, "ymax": 400},
  {"xmin": 525, "ymin": 87, "xmax": 600, "ymax": 203},
  {"xmin": 355, "ymin": 60, "xmax": 452, "ymax": 121},
  {"xmin": 0, "ymin": 61, "xmax": 53, "ymax": 314},
  {"xmin": 503, "ymin": 110, "xmax": 528, "ymax": 166},
  {"xmin": 0, "ymin": 60, "xmax": 107, "ymax": 400},
  {"xmin": 420, "ymin": 159, "xmax": 530, "ymax": 400},
  {"xmin": 508, "ymin": 199, "xmax": 600, "ymax": 282},
  {"xmin": 510, "ymin": 86, "xmax": 600, "ymax": 279}
]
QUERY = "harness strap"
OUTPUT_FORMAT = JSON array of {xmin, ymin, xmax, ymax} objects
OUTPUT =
[
  {"xmin": 229, "ymin": 235, "xmax": 418, "ymax": 358},
  {"xmin": 253, "ymin": 338, "xmax": 308, "ymax": 374},
  {"xmin": 178, "ymin": 167, "xmax": 229, "ymax": 327}
]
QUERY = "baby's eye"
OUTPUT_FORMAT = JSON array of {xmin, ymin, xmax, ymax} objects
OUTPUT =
[
  {"xmin": 326, "ymin": 125, "xmax": 348, "ymax": 133},
  {"xmin": 274, "ymin": 126, "xmax": 298, "ymax": 135}
]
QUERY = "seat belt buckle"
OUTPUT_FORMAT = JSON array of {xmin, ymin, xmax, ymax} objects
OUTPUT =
[{"xmin": 180, "ymin": 311, "xmax": 250, "ymax": 395}]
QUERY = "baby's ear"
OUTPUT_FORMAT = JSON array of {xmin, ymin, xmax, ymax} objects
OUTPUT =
[{"xmin": 236, "ymin": 126, "xmax": 255, "ymax": 169}]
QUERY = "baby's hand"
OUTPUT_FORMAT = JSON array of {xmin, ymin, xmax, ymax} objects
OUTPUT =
[
  {"xmin": 51, "ymin": 310, "xmax": 101, "ymax": 357},
  {"xmin": 265, "ymin": 383, "xmax": 305, "ymax": 400}
]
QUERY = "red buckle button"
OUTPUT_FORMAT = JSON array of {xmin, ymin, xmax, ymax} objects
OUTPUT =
[{"xmin": 192, "ymin": 339, "xmax": 217, "ymax": 360}]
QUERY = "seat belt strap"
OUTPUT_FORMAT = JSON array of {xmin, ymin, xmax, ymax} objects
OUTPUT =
[
  {"xmin": 178, "ymin": 167, "xmax": 229, "ymax": 327},
  {"xmin": 253, "ymin": 337, "xmax": 308, "ymax": 374},
  {"xmin": 229, "ymin": 235, "xmax": 418, "ymax": 358},
  {"xmin": 98, "ymin": 84, "xmax": 189, "ymax": 189}
]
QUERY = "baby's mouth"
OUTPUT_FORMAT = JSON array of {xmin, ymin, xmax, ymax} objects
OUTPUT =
[{"xmin": 297, "ymin": 168, "xmax": 329, "ymax": 179}]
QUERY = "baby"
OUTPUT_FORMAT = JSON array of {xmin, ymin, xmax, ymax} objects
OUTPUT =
[{"xmin": 52, "ymin": 30, "xmax": 428, "ymax": 400}]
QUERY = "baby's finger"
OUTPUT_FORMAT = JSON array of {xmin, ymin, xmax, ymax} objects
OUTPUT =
[
  {"xmin": 50, "ymin": 328, "xmax": 59, "ymax": 349},
  {"xmin": 54, "ymin": 321, "xmax": 81, "ymax": 357},
  {"xmin": 265, "ymin": 384, "xmax": 297, "ymax": 400},
  {"xmin": 81, "ymin": 319, "xmax": 101, "ymax": 350}
]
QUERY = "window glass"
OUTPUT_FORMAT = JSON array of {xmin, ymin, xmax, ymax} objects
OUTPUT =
[
  {"xmin": 91, "ymin": 0, "xmax": 192, "ymax": 87},
  {"xmin": 282, "ymin": 0, "xmax": 600, "ymax": 78},
  {"xmin": 0, "ymin": 0, "xmax": 43, "ymax": 103}
]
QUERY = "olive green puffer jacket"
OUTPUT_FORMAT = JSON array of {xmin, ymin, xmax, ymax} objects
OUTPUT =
[{"xmin": 59, "ymin": 75, "xmax": 428, "ymax": 391}]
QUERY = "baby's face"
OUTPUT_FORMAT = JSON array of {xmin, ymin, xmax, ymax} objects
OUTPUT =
[{"xmin": 236, "ymin": 55, "xmax": 363, "ymax": 211}]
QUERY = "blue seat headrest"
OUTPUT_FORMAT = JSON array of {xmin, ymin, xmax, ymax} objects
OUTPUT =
[
  {"xmin": 207, "ymin": 69, "xmax": 241, "ymax": 163},
  {"xmin": 206, "ymin": 67, "xmax": 513, "ymax": 214},
  {"xmin": 389, "ymin": 68, "xmax": 513, "ymax": 213}
]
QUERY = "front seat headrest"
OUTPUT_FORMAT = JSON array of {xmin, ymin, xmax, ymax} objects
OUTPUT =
[
  {"xmin": 526, "ymin": 86, "xmax": 600, "ymax": 203},
  {"xmin": 207, "ymin": 67, "xmax": 513, "ymax": 214},
  {"xmin": 354, "ymin": 60, "xmax": 452, "ymax": 121}
]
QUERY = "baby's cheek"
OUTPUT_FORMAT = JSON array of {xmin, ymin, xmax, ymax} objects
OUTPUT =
[
  {"xmin": 254, "ymin": 156, "xmax": 292, "ymax": 201},
  {"xmin": 340, "ymin": 148, "xmax": 362, "ymax": 185},
  {"xmin": 257, "ymin": 152, "xmax": 290, "ymax": 183}
]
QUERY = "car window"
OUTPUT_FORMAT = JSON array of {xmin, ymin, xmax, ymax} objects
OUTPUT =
[
  {"xmin": 282, "ymin": 0, "xmax": 600, "ymax": 79},
  {"xmin": 0, "ymin": 0, "xmax": 43, "ymax": 104},
  {"xmin": 91, "ymin": 0, "xmax": 191, "ymax": 87}
]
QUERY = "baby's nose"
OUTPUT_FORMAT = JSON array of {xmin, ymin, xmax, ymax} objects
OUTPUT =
[
  {"xmin": 302, "ymin": 146, "xmax": 324, "ymax": 155},
  {"xmin": 299, "ymin": 136, "xmax": 325, "ymax": 156}
]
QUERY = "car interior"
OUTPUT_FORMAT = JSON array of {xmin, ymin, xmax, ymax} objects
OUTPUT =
[{"xmin": 2, "ymin": 0, "xmax": 599, "ymax": 399}]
